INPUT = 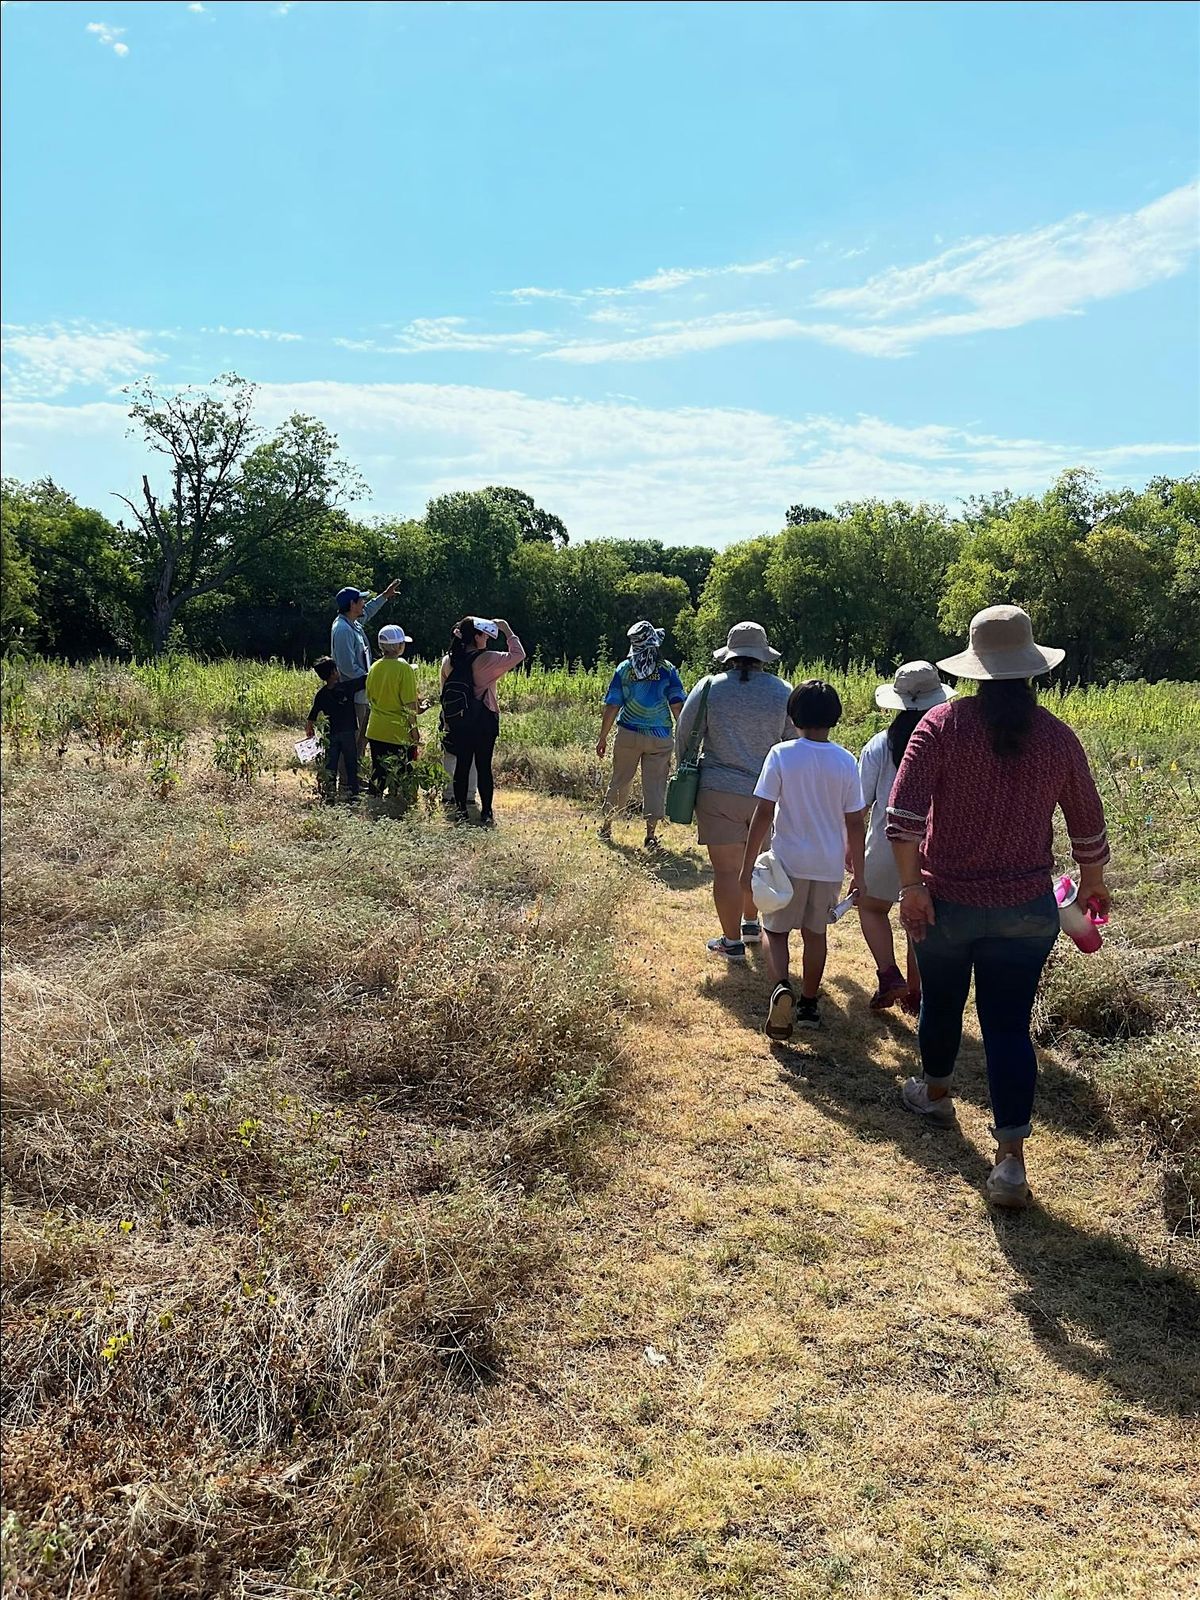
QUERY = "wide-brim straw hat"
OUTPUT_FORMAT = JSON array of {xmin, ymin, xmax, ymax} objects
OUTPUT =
[
  {"xmin": 937, "ymin": 605, "xmax": 1065, "ymax": 680},
  {"xmin": 713, "ymin": 620, "xmax": 781, "ymax": 664},
  {"xmin": 875, "ymin": 660, "xmax": 957, "ymax": 711}
]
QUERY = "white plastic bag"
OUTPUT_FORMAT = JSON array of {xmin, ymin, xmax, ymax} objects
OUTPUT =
[{"xmin": 750, "ymin": 848, "xmax": 793, "ymax": 914}]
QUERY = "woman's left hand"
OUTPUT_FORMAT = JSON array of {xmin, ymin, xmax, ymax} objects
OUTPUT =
[{"xmin": 899, "ymin": 884, "xmax": 936, "ymax": 942}]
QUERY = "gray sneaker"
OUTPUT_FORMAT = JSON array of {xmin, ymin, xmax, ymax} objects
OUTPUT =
[
  {"xmin": 900, "ymin": 1077, "xmax": 957, "ymax": 1128},
  {"xmin": 986, "ymin": 1156, "xmax": 1032, "ymax": 1209}
]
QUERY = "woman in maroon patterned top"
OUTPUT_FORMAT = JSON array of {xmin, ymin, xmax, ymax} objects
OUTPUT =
[{"xmin": 885, "ymin": 605, "xmax": 1112, "ymax": 1210}]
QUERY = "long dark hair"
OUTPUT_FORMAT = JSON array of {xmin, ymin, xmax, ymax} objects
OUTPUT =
[
  {"xmin": 886, "ymin": 708, "xmax": 924, "ymax": 770},
  {"xmin": 449, "ymin": 616, "xmax": 484, "ymax": 669},
  {"xmin": 976, "ymin": 678, "xmax": 1037, "ymax": 758},
  {"xmin": 724, "ymin": 654, "xmax": 764, "ymax": 684}
]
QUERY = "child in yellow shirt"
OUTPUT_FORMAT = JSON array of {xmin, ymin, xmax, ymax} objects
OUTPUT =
[{"xmin": 366, "ymin": 625, "xmax": 420, "ymax": 796}]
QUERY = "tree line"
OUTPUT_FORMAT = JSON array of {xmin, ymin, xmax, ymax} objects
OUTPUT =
[{"xmin": 2, "ymin": 374, "xmax": 1196, "ymax": 684}]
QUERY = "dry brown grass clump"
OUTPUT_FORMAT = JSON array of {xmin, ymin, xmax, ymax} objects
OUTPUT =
[{"xmin": 1, "ymin": 757, "xmax": 629, "ymax": 1597}]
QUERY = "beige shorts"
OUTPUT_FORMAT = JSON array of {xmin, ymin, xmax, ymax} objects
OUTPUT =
[
  {"xmin": 695, "ymin": 787, "xmax": 758, "ymax": 847},
  {"xmin": 761, "ymin": 877, "xmax": 840, "ymax": 934}
]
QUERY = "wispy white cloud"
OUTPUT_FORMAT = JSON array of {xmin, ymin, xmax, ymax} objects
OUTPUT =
[
  {"xmin": 812, "ymin": 181, "xmax": 1200, "ymax": 355},
  {"xmin": 187, "ymin": 3, "xmax": 208, "ymax": 14},
  {"xmin": 335, "ymin": 317, "xmax": 554, "ymax": 355},
  {"xmin": 544, "ymin": 312, "xmax": 833, "ymax": 364},
  {"xmin": 503, "ymin": 254, "xmax": 807, "ymax": 304},
  {"xmin": 5, "ymin": 381, "xmax": 1191, "ymax": 546},
  {"xmin": 200, "ymin": 324, "xmax": 304, "ymax": 342},
  {"xmin": 1, "ymin": 323, "xmax": 160, "ymax": 397},
  {"xmin": 86, "ymin": 20, "xmax": 128, "ymax": 55}
]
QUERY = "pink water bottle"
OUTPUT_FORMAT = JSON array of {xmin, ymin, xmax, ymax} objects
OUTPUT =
[{"xmin": 1055, "ymin": 875, "xmax": 1106, "ymax": 954}]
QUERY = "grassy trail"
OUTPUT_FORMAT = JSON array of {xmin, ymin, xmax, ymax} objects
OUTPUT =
[{"xmin": 470, "ymin": 792, "xmax": 1199, "ymax": 1600}]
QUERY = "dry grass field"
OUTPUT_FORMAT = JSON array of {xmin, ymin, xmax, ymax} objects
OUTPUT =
[{"xmin": 2, "ymin": 662, "xmax": 1197, "ymax": 1598}]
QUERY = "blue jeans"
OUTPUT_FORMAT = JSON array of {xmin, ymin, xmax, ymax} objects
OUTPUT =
[
  {"xmin": 914, "ymin": 892, "xmax": 1059, "ymax": 1141},
  {"xmin": 325, "ymin": 728, "xmax": 360, "ymax": 798}
]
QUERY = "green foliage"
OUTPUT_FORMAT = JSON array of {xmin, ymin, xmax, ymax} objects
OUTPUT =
[
  {"xmin": 2, "ymin": 477, "xmax": 137, "ymax": 656},
  {"xmin": 941, "ymin": 470, "xmax": 1199, "ymax": 683},
  {"xmin": 118, "ymin": 374, "xmax": 363, "ymax": 655}
]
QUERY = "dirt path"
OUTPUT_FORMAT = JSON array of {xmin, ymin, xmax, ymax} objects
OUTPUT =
[{"xmin": 467, "ymin": 794, "xmax": 1199, "ymax": 1600}]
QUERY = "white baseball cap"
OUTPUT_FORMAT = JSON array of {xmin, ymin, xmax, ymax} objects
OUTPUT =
[{"xmin": 377, "ymin": 624, "xmax": 412, "ymax": 646}]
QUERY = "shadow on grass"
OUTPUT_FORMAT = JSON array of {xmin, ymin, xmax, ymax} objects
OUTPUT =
[
  {"xmin": 700, "ymin": 962, "xmax": 1199, "ymax": 1415},
  {"xmin": 602, "ymin": 834, "xmax": 712, "ymax": 892},
  {"xmin": 702, "ymin": 954, "xmax": 1118, "ymax": 1144}
]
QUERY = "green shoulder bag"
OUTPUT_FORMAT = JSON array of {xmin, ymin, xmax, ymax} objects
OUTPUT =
[{"xmin": 665, "ymin": 677, "xmax": 712, "ymax": 826}]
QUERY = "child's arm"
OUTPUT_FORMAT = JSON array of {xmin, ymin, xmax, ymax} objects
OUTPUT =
[
  {"xmin": 333, "ymin": 674, "xmax": 368, "ymax": 700},
  {"xmin": 305, "ymin": 694, "xmax": 322, "ymax": 740},
  {"xmin": 739, "ymin": 799, "xmax": 776, "ymax": 891}
]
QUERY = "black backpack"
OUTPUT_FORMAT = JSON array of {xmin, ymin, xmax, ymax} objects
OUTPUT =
[{"xmin": 439, "ymin": 652, "xmax": 485, "ymax": 754}]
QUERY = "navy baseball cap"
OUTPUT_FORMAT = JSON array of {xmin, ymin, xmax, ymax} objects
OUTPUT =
[{"xmin": 335, "ymin": 587, "xmax": 363, "ymax": 611}]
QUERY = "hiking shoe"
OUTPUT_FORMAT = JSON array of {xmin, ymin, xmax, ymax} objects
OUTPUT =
[
  {"xmin": 900, "ymin": 1077, "xmax": 957, "ymax": 1127},
  {"xmin": 869, "ymin": 965, "xmax": 908, "ymax": 1011},
  {"xmin": 707, "ymin": 936, "xmax": 746, "ymax": 962},
  {"xmin": 986, "ymin": 1156, "xmax": 1032, "ymax": 1209},
  {"xmin": 740, "ymin": 919, "xmax": 762, "ymax": 945},
  {"xmin": 766, "ymin": 983, "xmax": 796, "ymax": 1039},
  {"xmin": 794, "ymin": 996, "xmax": 822, "ymax": 1031}
]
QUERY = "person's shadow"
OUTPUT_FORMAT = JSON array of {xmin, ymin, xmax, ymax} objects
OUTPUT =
[{"xmin": 704, "ymin": 964, "xmax": 1200, "ymax": 1416}]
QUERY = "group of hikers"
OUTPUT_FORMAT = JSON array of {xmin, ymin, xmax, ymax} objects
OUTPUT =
[{"xmin": 305, "ymin": 584, "xmax": 1112, "ymax": 1213}]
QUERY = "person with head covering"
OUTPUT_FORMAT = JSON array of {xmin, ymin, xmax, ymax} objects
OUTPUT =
[
  {"xmin": 331, "ymin": 580, "xmax": 400, "ymax": 756},
  {"xmin": 854, "ymin": 662, "xmax": 957, "ymax": 1010},
  {"xmin": 440, "ymin": 616, "xmax": 526, "ymax": 826},
  {"xmin": 674, "ymin": 622, "xmax": 795, "ymax": 960},
  {"xmin": 365, "ymin": 624, "xmax": 420, "ymax": 798},
  {"xmin": 886, "ymin": 606, "xmax": 1112, "ymax": 1209},
  {"xmin": 597, "ymin": 621, "xmax": 687, "ymax": 851}
]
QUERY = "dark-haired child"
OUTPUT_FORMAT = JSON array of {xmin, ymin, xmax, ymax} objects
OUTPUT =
[
  {"xmin": 306, "ymin": 657, "xmax": 367, "ymax": 801},
  {"xmin": 739, "ymin": 679, "xmax": 866, "ymax": 1039}
]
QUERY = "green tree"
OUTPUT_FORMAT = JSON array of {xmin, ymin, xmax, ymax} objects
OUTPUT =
[
  {"xmin": 785, "ymin": 503, "xmax": 833, "ymax": 526},
  {"xmin": 694, "ymin": 536, "xmax": 782, "ymax": 656},
  {"xmin": 482, "ymin": 485, "xmax": 569, "ymax": 547},
  {"xmin": 2, "ymin": 477, "xmax": 136, "ymax": 656},
  {"xmin": 1, "ymin": 503, "xmax": 38, "ymax": 653},
  {"xmin": 118, "ymin": 374, "xmax": 363, "ymax": 655},
  {"xmin": 940, "ymin": 469, "xmax": 1192, "ymax": 682},
  {"xmin": 615, "ymin": 571, "xmax": 693, "ymax": 660}
]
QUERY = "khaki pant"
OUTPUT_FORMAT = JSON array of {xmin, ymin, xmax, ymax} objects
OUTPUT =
[
  {"xmin": 355, "ymin": 700, "xmax": 369, "ymax": 758},
  {"xmin": 604, "ymin": 726, "xmax": 673, "ymax": 821}
]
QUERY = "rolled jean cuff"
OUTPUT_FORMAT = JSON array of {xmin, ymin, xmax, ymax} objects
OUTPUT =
[
  {"xmin": 922, "ymin": 1070, "xmax": 955, "ymax": 1088},
  {"xmin": 992, "ymin": 1120, "xmax": 1033, "ymax": 1141}
]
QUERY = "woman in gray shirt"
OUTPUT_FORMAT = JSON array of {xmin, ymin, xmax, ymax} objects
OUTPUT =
[{"xmin": 675, "ymin": 622, "xmax": 794, "ymax": 961}]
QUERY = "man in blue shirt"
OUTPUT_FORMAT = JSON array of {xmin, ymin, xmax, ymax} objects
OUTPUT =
[
  {"xmin": 330, "ymin": 581, "xmax": 399, "ymax": 754},
  {"xmin": 596, "ymin": 620, "xmax": 686, "ymax": 851}
]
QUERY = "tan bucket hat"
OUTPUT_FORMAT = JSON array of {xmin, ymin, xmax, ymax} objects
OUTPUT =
[
  {"xmin": 713, "ymin": 620, "xmax": 781, "ymax": 664},
  {"xmin": 875, "ymin": 660, "xmax": 957, "ymax": 711},
  {"xmin": 938, "ymin": 605, "xmax": 1065, "ymax": 680}
]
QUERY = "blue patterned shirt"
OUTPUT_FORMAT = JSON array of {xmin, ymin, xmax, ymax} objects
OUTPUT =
[{"xmin": 604, "ymin": 659, "xmax": 686, "ymax": 739}]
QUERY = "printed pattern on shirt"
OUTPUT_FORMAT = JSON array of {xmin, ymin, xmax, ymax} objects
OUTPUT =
[{"xmin": 885, "ymin": 699, "xmax": 1109, "ymax": 906}]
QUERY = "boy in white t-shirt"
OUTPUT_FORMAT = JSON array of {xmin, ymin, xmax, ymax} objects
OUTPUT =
[{"xmin": 740, "ymin": 680, "xmax": 866, "ymax": 1039}]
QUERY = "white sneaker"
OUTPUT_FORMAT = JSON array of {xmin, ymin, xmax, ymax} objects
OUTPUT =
[
  {"xmin": 900, "ymin": 1077, "xmax": 957, "ymax": 1127},
  {"xmin": 986, "ymin": 1156, "xmax": 1032, "ymax": 1209}
]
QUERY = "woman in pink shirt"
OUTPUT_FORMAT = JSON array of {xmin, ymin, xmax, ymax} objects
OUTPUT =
[{"xmin": 440, "ymin": 616, "xmax": 526, "ymax": 826}]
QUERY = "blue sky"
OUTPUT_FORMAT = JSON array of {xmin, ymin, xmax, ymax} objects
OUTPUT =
[{"xmin": 2, "ymin": 0, "xmax": 1198, "ymax": 544}]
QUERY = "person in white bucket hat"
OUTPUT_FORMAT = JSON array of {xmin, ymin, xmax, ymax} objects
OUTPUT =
[
  {"xmin": 852, "ymin": 662, "xmax": 956, "ymax": 1010},
  {"xmin": 675, "ymin": 622, "xmax": 795, "ymax": 959},
  {"xmin": 365, "ymin": 623, "xmax": 420, "ymax": 799},
  {"xmin": 885, "ymin": 606, "xmax": 1112, "ymax": 1210}
]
